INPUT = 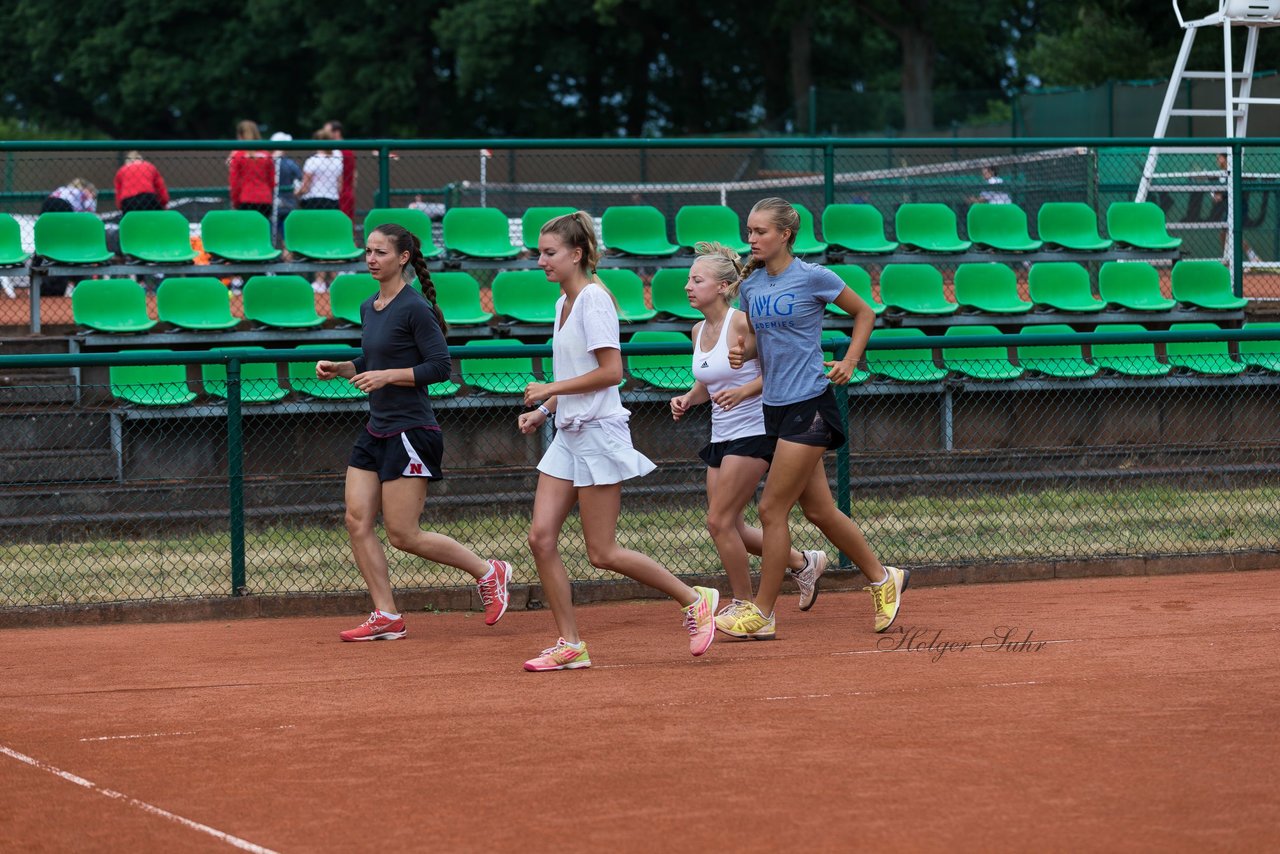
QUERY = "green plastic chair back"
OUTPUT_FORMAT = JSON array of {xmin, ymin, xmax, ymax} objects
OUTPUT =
[
  {"xmin": 651, "ymin": 268, "xmax": 700, "ymax": 319},
  {"xmin": 109, "ymin": 351, "xmax": 196, "ymax": 406},
  {"xmin": 242, "ymin": 275, "xmax": 325, "ymax": 328},
  {"xmin": 363, "ymin": 208, "xmax": 443, "ymax": 259},
  {"xmin": 287, "ymin": 345, "xmax": 366, "ymax": 400},
  {"xmin": 1238, "ymin": 322, "xmax": 1280, "ymax": 373},
  {"xmin": 1170, "ymin": 260, "xmax": 1248, "ymax": 310},
  {"xmin": 596, "ymin": 269, "xmax": 656, "ymax": 322},
  {"xmin": 71, "ymin": 278, "xmax": 157, "ymax": 332},
  {"xmin": 284, "ymin": 209, "xmax": 361, "ymax": 261},
  {"xmin": 491, "ymin": 270, "xmax": 560, "ymax": 323},
  {"xmin": 1028, "ymin": 263, "xmax": 1106, "ymax": 312},
  {"xmin": 156, "ymin": 276, "xmax": 239, "ymax": 331},
  {"xmin": 966, "ymin": 203, "xmax": 1042, "ymax": 252},
  {"xmin": 942, "ymin": 325, "xmax": 1023, "ymax": 380},
  {"xmin": 674, "ymin": 205, "xmax": 748, "ymax": 253},
  {"xmin": 822, "ymin": 204, "xmax": 898, "ymax": 254},
  {"xmin": 1015, "ymin": 324, "xmax": 1098, "ymax": 378},
  {"xmin": 1037, "ymin": 202, "xmax": 1113, "ymax": 251},
  {"xmin": 1098, "ymin": 262, "xmax": 1177, "ymax": 311},
  {"xmin": 521, "ymin": 206, "xmax": 578, "ymax": 251},
  {"xmin": 953, "ymin": 263, "xmax": 1033, "ymax": 314},
  {"xmin": 329, "ymin": 274, "xmax": 380, "ymax": 325},
  {"xmin": 820, "ymin": 331, "xmax": 870, "ymax": 383},
  {"xmin": 431, "ymin": 271, "xmax": 493, "ymax": 326},
  {"xmin": 1165, "ymin": 322, "xmax": 1243, "ymax": 376},
  {"xmin": 790, "ymin": 203, "xmax": 829, "ymax": 255},
  {"xmin": 878, "ymin": 264, "xmax": 959, "ymax": 315},
  {"xmin": 200, "ymin": 211, "xmax": 281, "ymax": 261},
  {"xmin": 442, "ymin": 208, "xmax": 521, "ymax": 259},
  {"xmin": 35, "ymin": 212, "xmax": 113, "ymax": 263},
  {"xmin": 1106, "ymin": 202, "xmax": 1182, "ymax": 251},
  {"xmin": 201, "ymin": 347, "xmax": 289, "ymax": 403},
  {"xmin": 626, "ymin": 330, "xmax": 694, "ymax": 390},
  {"xmin": 0, "ymin": 213, "xmax": 28, "ymax": 265},
  {"xmin": 825, "ymin": 265, "xmax": 885, "ymax": 316},
  {"xmin": 1091, "ymin": 324, "xmax": 1170, "ymax": 377},
  {"xmin": 895, "ymin": 203, "xmax": 972, "ymax": 252},
  {"xmin": 601, "ymin": 206, "xmax": 678, "ymax": 257},
  {"xmin": 119, "ymin": 210, "xmax": 196, "ymax": 263},
  {"xmin": 865, "ymin": 328, "xmax": 946, "ymax": 383},
  {"xmin": 461, "ymin": 339, "xmax": 538, "ymax": 394}
]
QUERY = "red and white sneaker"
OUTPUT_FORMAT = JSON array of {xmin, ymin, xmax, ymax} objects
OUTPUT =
[
  {"xmin": 339, "ymin": 611, "xmax": 406, "ymax": 642},
  {"xmin": 523, "ymin": 638, "xmax": 591, "ymax": 671},
  {"xmin": 683, "ymin": 586, "xmax": 720, "ymax": 657},
  {"xmin": 479, "ymin": 559, "xmax": 513, "ymax": 625}
]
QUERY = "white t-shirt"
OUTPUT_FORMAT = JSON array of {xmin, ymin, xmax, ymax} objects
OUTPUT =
[
  {"xmin": 551, "ymin": 282, "xmax": 629, "ymax": 429},
  {"xmin": 301, "ymin": 151, "xmax": 342, "ymax": 200}
]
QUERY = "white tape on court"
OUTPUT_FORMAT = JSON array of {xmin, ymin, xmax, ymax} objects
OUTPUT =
[{"xmin": 0, "ymin": 744, "xmax": 279, "ymax": 853}]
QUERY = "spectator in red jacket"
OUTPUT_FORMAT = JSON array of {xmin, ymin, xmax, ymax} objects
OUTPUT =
[
  {"xmin": 229, "ymin": 120, "xmax": 275, "ymax": 221},
  {"xmin": 324, "ymin": 119, "xmax": 357, "ymax": 220},
  {"xmin": 114, "ymin": 151, "xmax": 169, "ymax": 213}
]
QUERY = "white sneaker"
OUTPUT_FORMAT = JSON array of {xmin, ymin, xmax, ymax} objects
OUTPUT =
[
  {"xmin": 311, "ymin": 280, "xmax": 328, "ymax": 293},
  {"xmin": 791, "ymin": 550, "xmax": 827, "ymax": 611}
]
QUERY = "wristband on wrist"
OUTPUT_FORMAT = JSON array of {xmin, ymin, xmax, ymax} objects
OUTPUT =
[{"xmin": 537, "ymin": 404, "xmax": 552, "ymax": 418}]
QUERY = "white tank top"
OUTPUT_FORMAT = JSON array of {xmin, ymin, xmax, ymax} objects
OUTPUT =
[{"xmin": 692, "ymin": 309, "xmax": 766, "ymax": 443}]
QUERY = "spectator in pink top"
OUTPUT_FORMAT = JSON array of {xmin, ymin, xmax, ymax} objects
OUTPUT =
[{"xmin": 229, "ymin": 120, "xmax": 275, "ymax": 221}]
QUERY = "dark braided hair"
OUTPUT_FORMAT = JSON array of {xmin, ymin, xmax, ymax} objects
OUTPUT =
[{"xmin": 372, "ymin": 223, "xmax": 447, "ymax": 334}]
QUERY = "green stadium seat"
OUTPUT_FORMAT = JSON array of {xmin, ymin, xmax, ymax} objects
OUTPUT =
[
  {"xmin": 109, "ymin": 352, "xmax": 196, "ymax": 406},
  {"xmin": 626, "ymin": 330, "xmax": 694, "ymax": 390},
  {"xmin": 200, "ymin": 211, "xmax": 281, "ymax": 262},
  {"xmin": 821, "ymin": 204, "xmax": 898, "ymax": 254},
  {"xmin": 442, "ymin": 208, "xmax": 521, "ymax": 259},
  {"xmin": 1091, "ymin": 324, "xmax": 1170, "ymax": 377},
  {"xmin": 1098, "ymin": 262, "xmax": 1177, "ymax": 311},
  {"xmin": 1165, "ymin": 322, "xmax": 1243, "ymax": 376},
  {"xmin": 432, "ymin": 271, "xmax": 493, "ymax": 326},
  {"xmin": 1170, "ymin": 260, "xmax": 1248, "ymax": 310},
  {"xmin": 118, "ymin": 210, "xmax": 197, "ymax": 263},
  {"xmin": 34, "ymin": 212, "xmax": 113, "ymax": 264},
  {"xmin": 1037, "ymin": 202, "xmax": 1113, "ymax": 251},
  {"xmin": 521, "ymin": 206, "xmax": 578, "ymax": 251},
  {"xmin": 895, "ymin": 203, "xmax": 972, "ymax": 252},
  {"xmin": 287, "ymin": 345, "xmax": 365, "ymax": 400},
  {"xmin": 461, "ymin": 339, "xmax": 538, "ymax": 394},
  {"xmin": 242, "ymin": 275, "xmax": 324, "ymax": 328},
  {"xmin": 953, "ymin": 263, "xmax": 1033, "ymax": 314},
  {"xmin": 1106, "ymin": 202, "xmax": 1182, "ymax": 251},
  {"xmin": 1028, "ymin": 263, "xmax": 1106, "ymax": 312},
  {"xmin": 156, "ymin": 277, "xmax": 239, "ymax": 331},
  {"xmin": 790, "ymin": 203, "xmax": 829, "ymax": 255},
  {"xmin": 651, "ymin": 268, "xmax": 700, "ymax": 319},
  {"xmin": 1015, "ymin": 324, "xmax": 1098, "ymax": 379},
  {"xmin": 825, "ymin": 265, "xmax": 886, "ymax": 316},
  {"xmin": 491, "ymin": 270, "xmax": 559, "ymax": 323},
  {"xmin": 821, "ymin": 331, "xmax": 870, "ymax": 383},
  {"xmin": 0, "ymin": 213, "xmax": 28, "ymax": 266},
  {"xmin": 942, "ymin": 325, "xmax": 1023, "ymax": 381},
  {"xmin": 328, "ymin": 274, "xmax": 380, "ymax": 325},
  {"xmin": 865, "ymin": 328, "xmax": 946, "ymax": 383},
  {"xmin": 1238, "ymin": 322, "xmax": 1280, "ymax": 373},
  {"xmin": 201, "ymin": 347, "xmax": 289, "ymax": 403},
  {"xmin": 674, "ymin": 205, "xmax": 748, "ymax": 253},
  {"xmin": 284, "ymin": 210, "xmax": 362, "ymax": 261},
  {"xmin": 601, "ymin": 206, "xmax": 678, "ymax": 257},
  {"xmin": 363, "ymin": 208, "xmax": 443, "ymax": 259},
  {"xmin": 597, "ymin": 269, "xmax": 657, "ymax": 322},
  {"xmin": 71, "ymin": 278, "xmax": 157, "ymax": 332},
  {"xmin": 966, "ymin": 203, "xmax": 1043, "ymax": 252},
  {"xmin": 878, "ymin": 264, "xmax": 959, "ymax": 315}
]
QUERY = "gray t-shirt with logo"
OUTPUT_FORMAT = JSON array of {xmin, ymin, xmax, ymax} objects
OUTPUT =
[{"xmin": 739, "ymin": 257, "xmax": 846, "ymax": 406}]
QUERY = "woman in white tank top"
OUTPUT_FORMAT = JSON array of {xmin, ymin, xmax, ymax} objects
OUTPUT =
[{"xmin": 670, "ymin": 243, "xmax": 828, "ymax": 633}]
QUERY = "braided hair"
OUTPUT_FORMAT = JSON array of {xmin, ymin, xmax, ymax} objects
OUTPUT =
[{"xmin": 371, "ymin": 223, "xmax": 447, "ymax": 334}]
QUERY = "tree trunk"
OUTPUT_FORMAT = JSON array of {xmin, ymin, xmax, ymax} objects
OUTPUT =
[
  {"xmin": 790, "ymin": 5, "xmax": 814, "ymax": 133},
  {"xmin": 900, "ymin": 26, "xmax": 935, "ymax": 132}
]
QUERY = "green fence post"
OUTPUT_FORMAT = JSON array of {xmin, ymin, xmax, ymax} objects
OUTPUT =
[
  {"xmin": 833, "ymin": 346, "xmax": 852, "ymax": 570},
  {"xmin": 1233, "ymin": 141, "xmax": 1245, "ymax": 298},
  {"xmin": 377, "ymin": 147, "xmax": 391, "ymax": 210},
  {"xmin": 227, "ymin": 357, "xmax": 247, "ymax": 595},
  {"xmin": 824, "ymin": 144, "xmax": 835, "ymax": 207}
]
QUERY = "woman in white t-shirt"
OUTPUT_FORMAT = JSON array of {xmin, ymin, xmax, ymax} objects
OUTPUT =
[
  {"xmin": 669, "ymin": 243, "xmax": 827, "ymax": 635},
  {"xmin": 516, "ymin": 211, "xmax": 719, "ymax": 671},
  {"xmin": 296, "ymin": 129, "xmax": 343, "ymax": 210}
]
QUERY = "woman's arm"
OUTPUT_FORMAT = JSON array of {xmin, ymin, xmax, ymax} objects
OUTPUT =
[{"xmin": 826, "ymin": 286, "xmax": 875, "ymax": 384}]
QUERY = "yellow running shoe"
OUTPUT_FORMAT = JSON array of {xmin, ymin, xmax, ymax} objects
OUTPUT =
[
  {"xmin": 866, "ymin": 565, "xmax": 909, "ymax": 633},
  {"xmin": 714, "ymin": 601, "xmax": 776, "ymax": 640}
]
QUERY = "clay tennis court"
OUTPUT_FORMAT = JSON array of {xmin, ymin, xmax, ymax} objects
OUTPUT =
[{"xmin": 3, "ymin": 569, "xmax": 1277, "ymax": 852}]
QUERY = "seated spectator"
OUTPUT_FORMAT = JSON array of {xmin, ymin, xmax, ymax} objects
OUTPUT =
[
  {"xmin": 42, "ymin": 178, "xmax": 97, "ymax": 214},
  {"xmin": 114, "ymin": 151, "xmax": 169, "ymax": 213},
  {"xmin": 229, "ymin": 120, "xmax": 275, "ymax": 221},
  {"xmin": 270, "ymin": 131, "xmax": 302, "ymax": 239},
  {"xmin": 972, "ymin": 165, "xmax": 1012, "ymax": 205}
]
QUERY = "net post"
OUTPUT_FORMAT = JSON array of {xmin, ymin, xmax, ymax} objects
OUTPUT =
[{"xmin": 227, "ymin": 357, "xmax": 247, "ymax": 596}]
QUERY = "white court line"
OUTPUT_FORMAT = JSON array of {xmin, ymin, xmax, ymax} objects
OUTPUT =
[
  {"xmin": 80, "ymin": 725, "xmax": 295, "ymax": 743},
  {"xmin": 0, "ymin": 744, "xmax": 279, "ymax": 853}
]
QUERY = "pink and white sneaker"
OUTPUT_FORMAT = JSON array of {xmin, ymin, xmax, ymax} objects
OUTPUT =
[
  {"xmin": 339, "ymin": 611, "xmax": 406, "ymax": 642},
  {"xmin": 683, "ymin": 586, "xmax": 720, "ymax": 657},
  {"xmin": 479, "ymin": 559, "xmax": 513, "ymax": 625},
  {"xmin": 523, "ymin": 638, "xmax": 591, "ymax": 672}
]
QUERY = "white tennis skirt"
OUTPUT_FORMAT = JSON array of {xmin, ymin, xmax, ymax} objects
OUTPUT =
[{"xmin": 537, "ymin": 417, "xmax": 656, "ymax": 487}]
